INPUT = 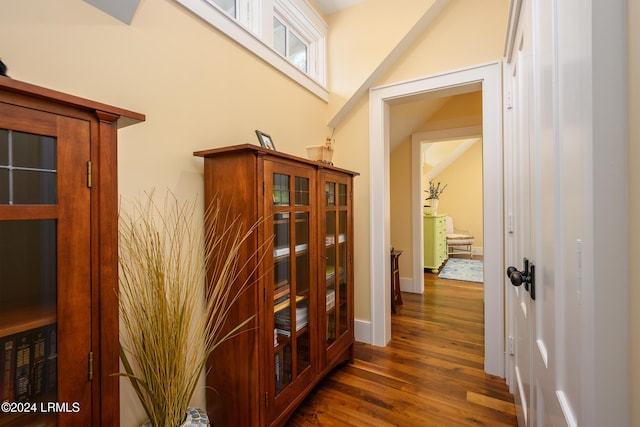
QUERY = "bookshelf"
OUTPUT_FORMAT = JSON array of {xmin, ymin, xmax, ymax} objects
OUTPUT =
[
  {"xmin": 194, "ymin": 144, "xmax": 357, "ymax": 427},
  {"xmin": 0, "ymin": 78, "xmax": 144, "ymax": 425}
]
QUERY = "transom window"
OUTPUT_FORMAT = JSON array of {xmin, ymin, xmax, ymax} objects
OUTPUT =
[
  {"xmin": 177, "ymin": 0, "xmax": 328, "ymax": 100},
  {"xmin": 273, "ymin": 16, "xmax": 307, "ymax": 73}
]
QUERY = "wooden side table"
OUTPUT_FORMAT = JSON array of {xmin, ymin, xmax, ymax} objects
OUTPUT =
[{"xmin": 391, "ymin": 248, "xmax": 403, "ymax": 314}]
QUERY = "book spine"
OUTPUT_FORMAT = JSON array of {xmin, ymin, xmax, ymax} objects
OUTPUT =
[
  {"xmin": 31, "ymin": 329, "xmax": 46, "ymax": 396},
  {"xmin": 0, "ymin": 336, "xmax": 15, "ymax": 402},
  {"xmin": 45, "ymin": 324, "xmax": 57, "ymax": 393},
  {"xmin": 14, "ymin": 333, "xmax": 32, "ymax": 402}
]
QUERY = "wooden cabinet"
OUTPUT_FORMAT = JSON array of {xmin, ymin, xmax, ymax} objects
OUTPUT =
[
  {"xmin": 194, "ymin": 145, "xmax": 357, "ymax": 427},
  {"xmin": 424, "ymin": 214, "xmax": 447, "ymax": 272},
  {"xmin": 0, "ymin": 78, "xmax": 144, "ymax": 426}
]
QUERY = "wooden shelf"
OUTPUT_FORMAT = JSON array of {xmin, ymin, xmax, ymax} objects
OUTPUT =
[
  {"xmin": 273, "ymin": 295, "xmax": 304, "ymax": 313},
  {"xmin": 0, "ymin": 302, "xmax": 56, "ymax": 339},
  {"xmin": 197, "ymin": 145, "xmax": 356, "ymax": 426}
]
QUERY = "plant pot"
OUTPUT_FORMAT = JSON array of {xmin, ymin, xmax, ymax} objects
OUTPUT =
[
  {"xmin": 424, "ymin": 199, "xmax": 439, "ymax": 215},
  {"xmin": 306, "ymin": 145, "xmax": 333, "ymax": 164},
  {"xmin": 141, "ymin": 407, "xmax": 210, "ymax": 427}
]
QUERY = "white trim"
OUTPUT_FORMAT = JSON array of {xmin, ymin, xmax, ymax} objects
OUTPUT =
[
  {"xmin": 175, "ymin": 0, "xmax": 329, "ymax": 101},
  {"xmin": 354, "ymin": 318, "xmax": 371, "ymax": 344},
  {"xmin": 412, "ymin": 130, "xmax": 482, "ymax": 295},
  {"xmin": 369, "ymin": 62, "xmax": 505, "ymax": 377},
  {"xmin": 399, "ymin": 277, "xmax": 413, "ymax": 293}
]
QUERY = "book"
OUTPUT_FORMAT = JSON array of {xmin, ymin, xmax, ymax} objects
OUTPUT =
[
  {"xmin": 0, "ymin": 336, "xmax": 15, "ymax": 402},
  {"xmin": 326, "ymin": 265, "xmax": 336, "ymax": 280},
  {"xmin": 45, "ymin": 324, "xmax": 57, "ymax": 393},
  {"xmin": 326, "ymin": 290, "xmax": 336, "ymax": 311},
  {"xmin": 275, "ymin": 352, "xmax": 281, "ymax": 393},
  {"xmin": 31, "ymin": 329, "xmax": 46, "ymax": 396},
  {"xmin": 14, "ymin": 333, "xmax": 31, "ymax": 402},
  {"xmin": 273, "ymin": 246, "xmax": 290, "ymax": 257}
]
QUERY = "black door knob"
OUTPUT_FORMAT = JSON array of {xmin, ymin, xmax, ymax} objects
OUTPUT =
[
  {"xmin": 506, "ymin": 258, "xmax": 536, "ymax": 300},
  {"xmin": 506, "ymin": 267, "xmax": 524, "ymax": 286}
]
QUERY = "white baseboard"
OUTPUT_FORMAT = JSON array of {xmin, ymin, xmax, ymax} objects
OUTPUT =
[
  {"xmin": 354, "ymin": 319, "xmax": 371, "ymax": 344},
  {"xmin": 400, "ymin": 277, "xmax": 419, "ymax": 293}
]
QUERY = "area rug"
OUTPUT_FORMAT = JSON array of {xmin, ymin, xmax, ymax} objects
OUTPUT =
[{"xmin": 438, "ymin": 258, "xmax": 483, "ymax": 283}]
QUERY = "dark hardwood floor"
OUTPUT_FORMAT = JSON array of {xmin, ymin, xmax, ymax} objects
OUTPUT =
[{"xmin": 287, "ymin": 265, "xmax": 517, "ymax": 426}]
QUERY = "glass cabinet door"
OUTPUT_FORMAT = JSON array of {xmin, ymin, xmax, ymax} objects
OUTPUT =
[
  {"xmin": 0, "ymin": 115, "xmax": 91, "ymax": 425},
  {"xmin": 269, "ymin": 168, "xmax": 313, "ymax": 401},
  {"xmin": 323, "ymin": 176, "xmax": 350, "ymax": 352}
]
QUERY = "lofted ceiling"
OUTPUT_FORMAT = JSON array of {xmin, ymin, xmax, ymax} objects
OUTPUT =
[
  {"xmin": 313, "ymin": 0, "xmax": 365, "ymax": 15},
  {"xmin": 388, "ymin": 84, "xmax": 482, "ymax": 153}
]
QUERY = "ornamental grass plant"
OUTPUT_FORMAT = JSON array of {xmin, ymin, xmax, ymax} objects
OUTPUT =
[{"xmin": 117, "ymin": 191, "xmax": 264, "ymax": 427}]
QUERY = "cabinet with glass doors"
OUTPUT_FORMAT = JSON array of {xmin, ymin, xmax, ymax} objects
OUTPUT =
[
  {"xmin": 195, "ymin": 145, "xmax": 357, "ymax": 427},
  {"xmin": 320, "ymin": 171, "xmax": 354, "ymax": 366},
  {"xmin": 267, "ymin": 163, "xmax": 317, "ymax": 422},
  {"xmin": 0, "ymin": 78, "xmax": 144, "ymax": 426}
]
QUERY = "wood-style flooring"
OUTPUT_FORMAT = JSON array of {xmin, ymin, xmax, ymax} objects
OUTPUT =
[{"xmin": 287, "ymin": 267, "xmax": 517, "ymax": 426}]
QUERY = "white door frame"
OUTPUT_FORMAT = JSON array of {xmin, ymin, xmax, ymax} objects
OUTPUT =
[
  {"xmin": 369, "ymin": 61, "xmax": 505, "ymax": 377},
  {"xmin": 410, "ymin": 126, "xmax": 483, "ymax": 295}
]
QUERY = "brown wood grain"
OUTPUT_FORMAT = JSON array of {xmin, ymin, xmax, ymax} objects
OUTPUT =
[
  {"xmin": 0, "ymin": 79, "xmax": 144, "ymax": 426},
  {"xmin": 286, "ymin": 270, "xmax": 517, "ymax": 427}
]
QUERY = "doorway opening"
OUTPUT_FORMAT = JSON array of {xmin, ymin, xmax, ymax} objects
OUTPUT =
[{"xmin": 369, "ymin": 62, "xmax": 504, "ymax": 377}]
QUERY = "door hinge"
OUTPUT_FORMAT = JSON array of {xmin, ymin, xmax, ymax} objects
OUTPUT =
[
  {"xmin": 508, "ymin": 336, "xmax": 515, "ymax": 355},
  {"xmin": 88, "ymin": 351, "xmax": 94, "ymax": 380},
  {"xmin": 87, "ymin": 161, "xmax": 92, "ymax": 188}
]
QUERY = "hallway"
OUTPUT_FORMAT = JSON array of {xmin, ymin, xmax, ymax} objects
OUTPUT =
[{"xmin": 287, "ymin": 270, "xmax": 516, "ymax": 426}]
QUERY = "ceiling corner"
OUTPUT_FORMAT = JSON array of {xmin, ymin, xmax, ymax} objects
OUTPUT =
[{"xmin": 83, "ymin": 0, "xmax": 142, "ymax": 25}]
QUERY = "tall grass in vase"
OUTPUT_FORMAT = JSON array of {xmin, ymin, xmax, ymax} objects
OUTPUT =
[{"xmin": 117, "ymin": 191, "xmax": 264, "ymax": 427}]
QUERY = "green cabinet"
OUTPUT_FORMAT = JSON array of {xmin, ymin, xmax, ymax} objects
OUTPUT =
[{"xmin": 424, "ymin": 214, "xmax": 447, "ymax": 272}]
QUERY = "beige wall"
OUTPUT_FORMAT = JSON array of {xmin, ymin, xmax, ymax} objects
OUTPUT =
[
  {"xmin": 389, "ymin": 138, "xmax": 412, "ymax": 276},
  {"xmin": 0, "ymin": 0, "xmax": 330, "ymax": 202},
  {"xmin": 389, "ymin": 90, "xmax": 484, "ymax": 278},
  {"xmin": 329, "ymin": 0, "xmax": 509, "ymax": 321},
  {"xmin": 0, "ymin": 0, "xmax": 513, "ymax": 424},
  {"xmin": 0, "ymin": 0, "xmax": 329, "ymax": 425},
  {"xmin": 629, "ymin": 0, "xmax": 639, "ymax": 425},
  {"xmin": 431, "ymin": 140, "xmax": 483, "ymax": 251},
  {"xmin": 390, "ymin": 139, "xmax": 483, "ymax": 279}
]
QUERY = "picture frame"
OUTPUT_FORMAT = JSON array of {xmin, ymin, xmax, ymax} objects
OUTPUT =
[{"xmin": 255, "ymin": 130, "xmax": 276, "ymax": 150}]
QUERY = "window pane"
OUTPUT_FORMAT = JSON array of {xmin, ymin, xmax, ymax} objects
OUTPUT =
[
  {"xmin": 210, "ymin": 0, "xmax": 236, "ymax": 18},
  {"xmin": 0, "ymin": 169, "xmax": 7, "ymax": 204},
  {"xmin": 288, "ymin": 31, "xmax": 307, "ymax": 73},
  {"xmin": 0, "ymin": 219, "xmax": 59, "ymax": 415},
  {"xmin": 0, "ymin": 129, "xmax": 7, "ymax": 165},
  {"xmin": 0, "ymin": 129, "xmax": 57, "ymax": 205},
  {"xmin": 0, "ymin": 220, "xmax": 57, "ymax": 305},
  {"xmin": 273, "ymin": 17, "xmax": 286, "ymax": 57},
  {"xmin": 273, "ymin": 173, "xmax": 290, "ymax": 206},
  {"xmin": 294, "ymin": 176, "xmax": 309, "ymax": 206},
  {"xmin": 13, "ymin": 170, "xmax": 57, "ymax": 204},
  {"xmin": 12, "ymin": 132, "xmax": 56, "ymax": 170}
]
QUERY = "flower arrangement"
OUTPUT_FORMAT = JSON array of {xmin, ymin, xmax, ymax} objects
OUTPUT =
[
  {"xmin": 425, "ymin": 179, "xmax": 447, "ymax": 200},
  {"xmin": 117, "ymin": 191, "xmax": 266, "ymax": 427}
]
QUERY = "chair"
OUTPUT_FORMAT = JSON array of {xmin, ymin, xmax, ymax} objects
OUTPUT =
[
  {"xmin": 390, "ymin": 248, "xmax": 403, "ymax": 314},
  {"xmin": 445, "ymin": 216, "xmax": 474, "ymax": 259}
]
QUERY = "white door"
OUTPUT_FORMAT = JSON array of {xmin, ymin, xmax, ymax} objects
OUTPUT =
[
  {"xmin": 505, "ymin": 1, "xmax": 564, "ymax": 426},
  {"xmin": 506, "ymin": 0, "xmax": 629, "ymax": 425},
  {"xmin": 505, "ymin": 10, "xmax": 533, "ymax": 423}
]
